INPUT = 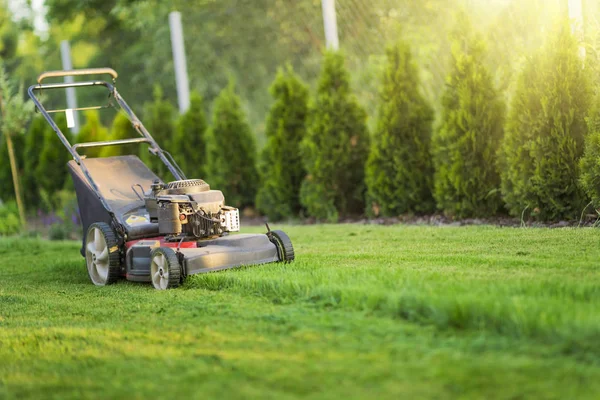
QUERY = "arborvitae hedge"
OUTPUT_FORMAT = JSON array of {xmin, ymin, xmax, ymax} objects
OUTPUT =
[
  {"xmin": 256, "ymin": 65, "xmax": 309, "ymax": 221},
  {"xmin": 300, "ymin": 51, "xmax": 369, "ymax": 222},
  {"xmin": 76, "ymin": 110, "xmax": 109, "ymax": 158},
  {"xmin": 580, "ymin": 103, "xmax": 600, "ymax": 206},
  {"xmin": 432, "ymin": 17, "xmax": 505, "ymax": 218},
  {"xmin": 205, "ymin": 82, "xmax": 258, "ymax": 208},
  {"xmin": 35, "ymin": 114, "xmax": 72, "ymax": 200},
  {"xmin": 22, "ymin": 116, "xmax": 47, "ymax": 208},
  {"xmin": 501, "ymin": 26, "xmax": 591, "ymax": 220},
  {"xmin": 365, "ymin": 42, "xmax": 435, "ymax": 216},
  {"xmin": 172, "ymin": 92, "xmax": 207, "ymax": 179},
  {"xmin": 142, "ymin": 85, "xmax": 175, "ymax": 179},
  {"xmin": 100, "ymin": 110, "xmax": 139, "ymax": 158}
]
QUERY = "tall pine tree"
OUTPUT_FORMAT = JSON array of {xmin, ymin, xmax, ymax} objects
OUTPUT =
[
  {"xmin": 35, "ymin": 114, "xmax": 73, "ymax": 206},
  {"xmin": 22, "ymin": 116, "xmax": 47, "ymax": 208},
  {"xmin": 75, "ymin": 110, "xmax": 109, "ymax": 158},
  {"xmin": 256, "ymin": 65, "xmax": 309, "ymax": 221},
  {"xmin": 501, "ymin": 25, "xmax": 591, "ymax": 220},
  {"xmin": 142, "ymin": 85, "xmax": 175, "ymax": 179},
  {"xmin": 171, "ymin": 92, "xmax": 207, "ymax": 179},
  {"xmin": 300, "ymin": 51, "xmax": 369, "ymax": 222},
  {"xmin": 100, "ymin": 110, "xmax": 139, "ymax": 158},
  {"xmin": 205, "ymin": 82, "xmax": 258, "ymax": 209},
  {"xmin": 365, "ymin": 41, "xmax": 435, "ymax": 216},
  {"xmin": 432, "ymin": 14, "xmax": 505, "ymax": 218}
]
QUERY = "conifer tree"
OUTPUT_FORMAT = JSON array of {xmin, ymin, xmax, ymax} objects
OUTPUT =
[
  {"xmin": 256, "ymin": 65, "xmax": 309, "ymax": 220},
  {"xmin": 22, "ymin": 116, "xmax": 47, "ymax": 208},
  {"xmin": 580, "ymin": 103, "xmax": 600, "ymax": 206},
  {"xmin": 501, "ymin": 25, "xmax": 591, "ymax": 220},
  {"xmin": 365, "ymin": 41, "xmax": 435, "ymax": 216},
  {"xmin": 142, "ymin": 85, "xmax": 175, "ymax": 179},
  {"xmin": 35, "ymin": 114, "xmax": 72, "ymax": 201},
  {"xmin": 100, "ymin": 110, "xmax": 139, "ymax": 158},
  {"xmin": 432, "ymin": 15, "xmax": 505, "ymax": 218},
  {"xmin": 75, "ymin": 110, "xmax": 109, "ymax": 158},
  {"xmin": 171, "ymin": 92, "xmax": 207, "ymax": 178},
  {"xmin": 300, "ymin": 51, "xmax": 369, "ymax": 222},
  {"xmin": 205, "ymin": 82, "xmax": 258, "ymax": 208}
]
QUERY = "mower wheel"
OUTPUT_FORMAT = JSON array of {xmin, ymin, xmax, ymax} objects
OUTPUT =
[
  {"xmin": 271, "ymin": 230, "xmax": 295, "ymax": 263},
  {"xmin": 150, "ymin": 247, "xmax": 182, "ymax": 290},
  {"xmin": 85, "ymin": 222, "xmax": 121, "ymax": 286}
]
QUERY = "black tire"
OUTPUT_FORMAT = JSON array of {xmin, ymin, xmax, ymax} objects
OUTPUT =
[
  {"xmin": 85, "ymin": 222, "xmax": 121, "ymax": 286},
  {"xmin": 150, "ymin": 247, "xmax": 182, "ymax": 290},
  {"xmin": 271, "ymin": 230, "xmax": 295, "ymax": 263}
]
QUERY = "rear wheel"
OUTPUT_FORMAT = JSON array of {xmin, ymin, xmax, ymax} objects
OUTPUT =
[
  {"xmin": 150, "ymin": 247, "xmax": 182, "ymax": 290},
  {"xmin": 85, "ymin": 222, "xmax": 121, "ymax": 286},
  {"xmin": 270, "ymin": 230, "xmax": 295, "ymax": 263}
]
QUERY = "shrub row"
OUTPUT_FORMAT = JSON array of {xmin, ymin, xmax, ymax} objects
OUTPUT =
[{"xmin": 2, "ymin": 19, "xmax": 599, "ymax": 223}]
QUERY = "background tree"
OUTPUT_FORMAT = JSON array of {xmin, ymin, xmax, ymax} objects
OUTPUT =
[
  {"xmin": 580, "ymin": 103, "xmax": 600, "ymax": 207},
  {"xmin": 100, "ymin": 110, "xmax": 139, "ymax": 158},
  {"xmin": 500, "ymin": 25, "xmax": 591, "ymax": 220},
  {"xmin": 365, "ymin": 41, "xmax": 435, "ymax": 216},
  {"xmin": 256, "ymin": 65, "xmax": 309, "ymax": 221},
  {"xmin": 0, "ymin": 65, "xmax": 33, "ymax": 227},
  {"xmin": 22, "ymin": 116, "xmax": 48, "ymax": 209},
  {"xmin": 205, "ymin": 82, "xmax": 258, "ymax": 209},
  {"xmin": 300, "ymin": 51, "xmax": 369, "ymax": 222},
  {"xmin": 432, "ymin": 15, "xmax": 505, "ymax": 218},
  {"xmin": 75, "ymin": 110, "xmax": 109, "ymax": 158},
  {"xmin": 171, "ymin": 92, "xmax": 207, "ymax": 178},
  {"xmin": 142, "ymin": 85, "xmax": 176, "ymax": 179},
  {"xmin": 36, "ymin": 114, "xmax": 73, "ymax": 207}
]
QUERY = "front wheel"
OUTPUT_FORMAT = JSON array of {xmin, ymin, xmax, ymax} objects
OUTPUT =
[
  {"xmin": 150, "ymin": 247, "xmax": 182, "ymax": 290},
  {"xmin": 270, "ymin": 230, "xmax": 295, "ymax": 263},
  {"xmin": 85, "ymin": 222, "xmax": 121, "ymax": 286}
]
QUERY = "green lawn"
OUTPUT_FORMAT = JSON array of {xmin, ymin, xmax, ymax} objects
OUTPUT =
[{"xmin": 1, "ymin": 224, "xmax": 599, "ymax": 399}]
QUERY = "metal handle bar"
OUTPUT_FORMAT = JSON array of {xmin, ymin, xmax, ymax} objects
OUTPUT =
[
  {"xmin": 72, "ymin": 138, "xmax": 151, "ymax": 152},
  {"xmin": 37, "ymin": 68, "xmax": 118, "ymax": 84}
]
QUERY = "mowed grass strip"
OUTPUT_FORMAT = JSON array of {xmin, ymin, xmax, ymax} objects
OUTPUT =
[
  {"xmin": 1, "ymin": 225, "xmax": 599, "ymax": 399},
  {"xmin": 191, "ymin": 225, "xmax": 600, "ymax": 356}
]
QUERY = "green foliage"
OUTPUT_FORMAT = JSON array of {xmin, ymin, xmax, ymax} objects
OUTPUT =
[
  {"xmin": 500, "ymin": 26, "xmax": 591, "ymax": 220},
  {"xmin": 35, "ymin": 114, "xmax": 73, "ymax": 207},
  {"xmin": 0, "ymin": 201, "xmax": 20, "ymax": 235},
  {"xmin": 0, "ymin": 131, "xmax": 23, "ymax": 201},
  {"xmin": 100, "ymin": 110, "xmax": 139, "ymax": 158},
  {"xmin": 142, "ymin": 85, "xmax": 176, "ymax": 179},
  {"xmin": 432, "ymin": 16, "xmax": 505, "ymax": 218},
  {"xmin": 365, "ymin": 42, "xmax": 435, "ymax": 217},
  {"xmin": 300, "ymin": 51, "xmax": 369, "ymax": 222},
  {"xmin": 75, "ymin": 110, "xmax": 109, "ymax": 158},
  {"xmin": 22, "ymin": 116, "xmax": 48, "ymax": 209},
  {"xmin": 256, "ymin": 65, "xmax": 309, "ymax": 221},
  {"xmin": 580, "ymin": 104, "xmax": 600, "ymax": 207},
  {"xmin": 172, "ymin": 92, "xmax": 207, "ymax": 179},
  {"xmin": 0, "ymin": 63, "xmax": 33, "ymax": 215},
  {"xmin": 205, "ymin": 82, "xmax": 258, "ymax": 209}
]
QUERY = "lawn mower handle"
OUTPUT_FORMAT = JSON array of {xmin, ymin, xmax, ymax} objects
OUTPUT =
[
  {"xmin": 27, "ymin": 70, "xmax": 187, "ymax": 220},
  {"xmin": 37, "ymin": 68, "xmax": 118, "ymax": 84}
]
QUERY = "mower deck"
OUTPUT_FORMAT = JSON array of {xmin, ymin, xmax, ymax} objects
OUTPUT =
[{"xmin": 125, "ymin": 233, "xmax": 279, "ymax": 282}]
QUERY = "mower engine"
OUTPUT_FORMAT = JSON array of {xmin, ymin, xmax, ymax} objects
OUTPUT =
[{"xmin": 144, "ymin": 179, "xmax": 239, "ymax": 240}]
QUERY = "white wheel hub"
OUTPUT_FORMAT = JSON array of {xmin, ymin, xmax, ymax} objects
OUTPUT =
[
  {"xmin": 151, "ymin": 253, "xmax": 170, "ymax": 290},
  {"xmin": 85, "ymin": 227, "xmax": 110, "ymax": 285}
]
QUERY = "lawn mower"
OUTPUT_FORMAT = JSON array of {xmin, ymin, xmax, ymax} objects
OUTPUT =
[{"xmin": 28, "ymin": 68, "xmax": 294, "ymax": 290}]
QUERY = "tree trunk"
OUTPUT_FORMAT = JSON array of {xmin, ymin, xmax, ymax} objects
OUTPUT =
[{"xmin": 5, "ymin": 132, "xmax": 27, "ymax": 229}]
